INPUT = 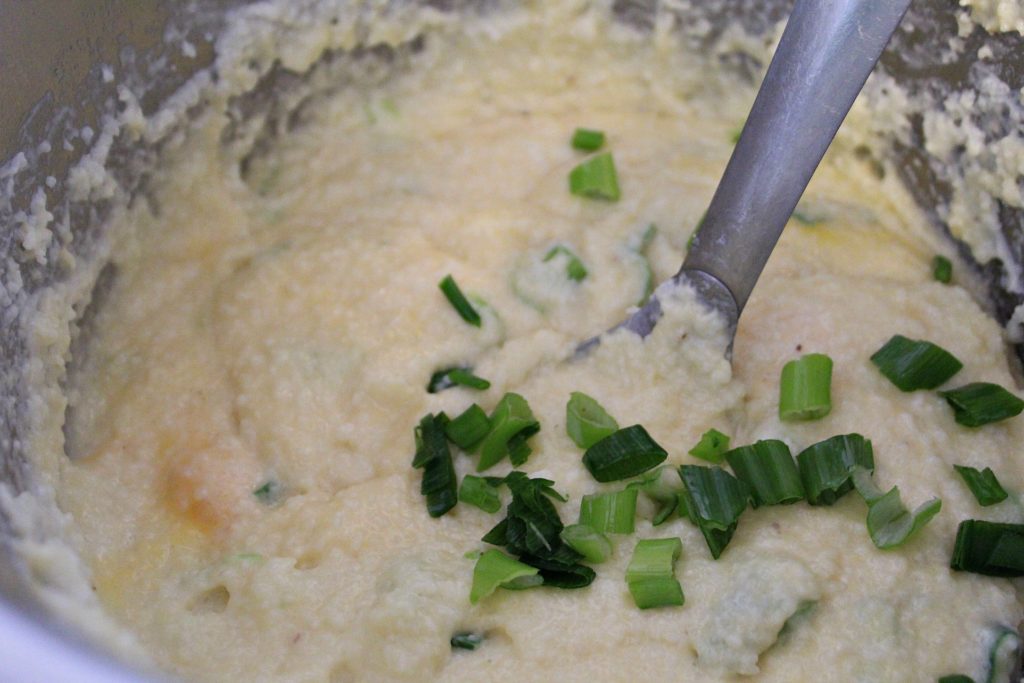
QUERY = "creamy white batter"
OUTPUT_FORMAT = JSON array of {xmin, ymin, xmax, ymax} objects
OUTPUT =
[{"xmin": 10, "ymin": 2, "xmax": 1024, "ymax": 682}]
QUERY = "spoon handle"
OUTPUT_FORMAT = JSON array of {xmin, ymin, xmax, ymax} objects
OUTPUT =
[{"xmin": 681, "ymin": 0, "xmax": 912, "ymax": 316}]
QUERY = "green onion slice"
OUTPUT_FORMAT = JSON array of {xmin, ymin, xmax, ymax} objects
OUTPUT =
[
  {"xmin": 518, "ymin": 554, "xmax": 596, "ymax": 589},
  {"xmin": 987, "ymin": 627, "xmax": 1022, "ymax": 683},
  {"xmin": 933, "ymin": 255, "xmax": 953, "ymax": 284},
  {"xmin": 459, "ymin": 475, "xmax": 502, "ymax": 514},
  {"xmin": 560, "ymin": 524, "xmax": 612, "ymax": 564},
  {"xmin": 951, "ymin": 520, "xmax": 1024, "ymax": 577},
  {"xmin": 870, "ymin": 335, "xmax": 963, "ymax": 392},
  {"xmin": 477, "ymin": 393, "xmax": 540, "ymax": 471},
  {"xmin": 427, "ymin": 367, "xmax": 491, "ymax": 393},
  {"xmin": 412, "ymin": 413, "xmax": 458, "ymax": 517},
  {"xmin": 626, "ymin": 538, "xmax": 685, "ymax": 609},
  {"xmin": 954, "ymin": 465, "xmax": 1009, "ymax": 507},
  {"xmin": 582, "ymin": 425, "xmax": 667, "ymax": 482},
  {"xmin": 543, "ymin": 245, "xmax": 588, "ymax": 282},
  {"xmin": 469, "ymin": 550, "xmax": 540, "ymax": 604},
  {"xmin": 578, "ymin": 488, "xmax": 638, "ymax": 534},
  {"xmin": 627, "ymin": 466, "xmax": 685, "ymax": 526},
  {"xmin": 252, "ymin": 480, "xmax": 281, "ymax": 505},
  {"xmin": 688, "ymin": 428, "xmax": 731, "ymax": 464},
  {"xmin": 571, "ymin": 128, "xmax": 606, "ymax": 151},
  {"xmin": 566, "ymin": 391, "xmax": 619, "ymax": 449},
  {"xmin": 450, "ymin": 632, "xmax": 484, "ymax": 651},
  {"xmin": 852, "ymin": 467, "xmax": 941, "ymax": 549},
  {"xmin": 568, "ymin": 152, "xmax": 621, "ymax": 201},
  {"xmin": 940, "ymin": 383, "xmax": 1024, "ymax": 428},
  {"xmin": 445, "ymin": 404, "xmax": 491, "ymax": 451},
  {"xmin": 796, "ymin": 433, "xmax": 874, "ymax": 506},
  {"xmin": 677, "ymin": 465, "xmax": 751, "ymax": 559},
  {"xmin": 439, "ymin": 274, "xmax": 482, "ymax": 327},
  {"xmin": 779, "ymin": 353, "xmax": 833, "ymax": 421},
  {"xmin": 724, "ymin": 439, "xmax": 804, "ymax": 508}
]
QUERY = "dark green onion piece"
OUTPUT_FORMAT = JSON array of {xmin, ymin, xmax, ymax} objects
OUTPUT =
[
  {"xmin": 252, "ymin": 480, "xmax": 281, "ymax": 505},
  {"xmin": 519, "ymin": 554, "xmax": 596, "ymax": 589},
  {"xmin": 507, "ymin": 433, "xmax": 532, "ymax": 467},
  {"xmin": 677, "ymin": 465, "xmax": 750, "ymax": 559},
  {"xmin": 566, "ymin": 392, "xmax": 619, "ymax": 449},
  {"xmin": 688, "ymin": 428, "xmax": 730, "ymax": 464},
  {"xmin": 560, "ymin": 524, "xmax": 612, "ymax": 564},
  {"xmin": 543, "ymin": 245, "xmax": 588, "ymax": 282},
  {"xmin": 413, "ymin": 413, "xmax": 458, "ymax": 517},
  {"xmin": 852, "ymin": 468, "xmax": 941, "ymax": 549},
  {"xmin": 568, "ymin": 152, "xmax": 621, "ymax": 201},
  {"xmin": 779, "ymin": 353, "xmax": 833, "ymax": 421},
  {"xmin": 445, "ymin": 404, "xmax": 491, "ymax": 451},
  {"xmin": 578, "ymin": 488, "xmax": 638, "ymax": 534},
  {"xmin": 626, "ymin": 538, "xmax": 685, "ymax": 609},
  {"xmin": 940, "ymin": 383, "xmax": 1024, "ymax": 428},
  {"xmin": 477, "ymin": 393, "xmax": 540, "ymax": 471},
  {"xmin": 870, "ymin": 335, "xmax": 963, "ymax": 392},
  {"xmin": 954, "ymin": 465, "xmax": 1009, "ymax": 507},
  {"xmin": 427, "ymin": 367, "xmax": 490, "ymax": 393},
  {"xmin": 796, "ymin": 433, "xmax": 874, "ymax": 506},
  {"xmin": 450, "ymin": 632, "xmax": 484, "ymax": 651},
  {"xmin": 950, "ymin": 520, "xmax": 1024, "ymax": 577},
  {"xmin": 439, "ymin": 274, "xmax": 482, "ymax": 327},
  {"xmin": 459, "ymin": 475, "xmax": 502, "ymax": 514},
  {"xmin": 582, "ymin": 425, "xmax": 667, "ymax": 483},
  {"xmin": 571, "ymin": 128, "xmax": 605, "ymax": 151},
  {"xmin": 933, "ymin": 255, "xmax": 953, "ymax": 284},
  {"xmin": 724, "ymin": 439, "xmax": 804, "ymax": 508},
  {"xmin": 469, "ymin": 550, "xmax": 539, "ymax": 604},
  {"xmin": 937, "ymin": 676, "xmax": 974, "ymax": 683}
]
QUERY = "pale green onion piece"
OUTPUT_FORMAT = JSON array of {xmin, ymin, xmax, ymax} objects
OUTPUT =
[
  {"xmin": 940, "ymin": 383, "xmax": 1024, "ymax": 428},
  {"xmin": 560, "ymin": 524, "xmax": 613, "ymax": 564},
  {"xmin": 566, "ymin": 391, "xmax": 619, "ymax": 449},
  {"xmin": 779, "ymin": 353, "xmax": 833, "ymax": 421},
  {"xmin": 627, "ymin": 466, "xmax": 684, "ymax": 525},
  {"xmin": 571, "ymin": 128, "xmax": 606, "ymax": 151},
  {"xmin": 626, "ymin": 538, "xmax": 685, "ymax": 609},
  {"xmin": 569, "ymin": 152, "xmax": 620, "ymax": 201},
  {"xmin": 688, "ymin": 428, "xmax": 730, "ymax": 464},
  {"xmin": 578, "ymin": 488, "xmax": 638, "ymax": 534},
  {"xmin": 986, "ymin": 627, "xmax": 1022, "ymax": 683},
  {"xmin": 543, "ymin": 245, "xmax": 588, "ymax": 282},
  {"xmin": 852, "ymin": 467, "xmax": 941, "ymax": 549},
  {"xmin": 459, "ymin": 475, "xmax": 502, "ymax": 514},
  {"xmin": 469, "ymin": 550, "xmax": 540, "ymax": 604}
]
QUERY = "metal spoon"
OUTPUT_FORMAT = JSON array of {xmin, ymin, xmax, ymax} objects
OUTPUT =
[{"xmin": 585, "ymin": 0, "xmax": 913, "ymax": 354}]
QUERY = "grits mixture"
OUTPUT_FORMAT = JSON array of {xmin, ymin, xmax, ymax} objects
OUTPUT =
[{"xmin": 25, "ymin": 2, "xmax": 1024, "ymax": 682}]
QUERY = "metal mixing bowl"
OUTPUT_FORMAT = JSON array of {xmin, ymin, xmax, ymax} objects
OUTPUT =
[{"xmin": 1, "ymin": 1, "xmax": 1022, "ymax": 681}]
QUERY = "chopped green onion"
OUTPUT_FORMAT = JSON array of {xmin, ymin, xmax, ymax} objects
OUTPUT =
[
  {"xmin": 627, "ymin": 466, "xmax": 684, "ymax": 526},
  {"xmin": 566, "ymin": 392, "xmax": 619, "ymax": 449},
  {"xmin": 439, "ymin": 274, "xmax": 482, "ymax": 327},
  {"xmin": 677, "ymin": 465, "xmax": 751, "ymax": 559},
  {"xmin": 427, "ymin": 366, "xmax": 491, "ymax": 393},
  {"xmin": 459, "ymin": 475, "xmax": 502, "ymax": 514},
  {"xmin": 483, "ymin": 472, "xmax": 570, "ymax": 558},
  {"xmin": 796, "ymin": 433, "xmax": 874, "ymax": 506},
  {"xmin": 951, "ymin": 519, "xmax": 1024, "ymax": 577},
  {"xmin": 568, "ymin": 152, "xmax": 621, "ymax": 201},
  {"xmin": 560, "ymin": 524, "xmax": 612, "ymax": 564},
  {"xmin": 626, "ymin": 538, "xmax": 685, "ymax": 609},
  {"xmin": 724, "ymin": 439, "xmax": 804, "ymax": 508},
  {"xmin": 507, "ymin": 433, "xmax": 532, "ymax": 467},
  {"xmin": 578, "ymin": 488, "xmax": 638, "ymax": 534},
  {"xmin": 543, "ymin": 245, "xmax": 588, "ymax": 282},
  {"xmin": 933, "ymin": 255, "xmax": 953, "ymax": 284},
  {"xmin": 779, "ymin": 353, "xmax": 833, "ymax": 421},
  {"xmin": 571, "ymin": 128, "xmax": 606, "ymax": 151},
  {"xmin": 852, "ymin": 467, "xmax": 941, "ymax": 549},
  {"xmin": 450, "ymin": 632, "xmax": 484, "ymax": 651},
  {"xmin": 469, "ymin": 550, "xmax": 540, "ymax": 604},
  {"xmin": 954, "ymin": 465, "xmax": 1008, "ymax": 507},
  {"xmin": 412, "ymin": 413, "xmax": 458, "ymax": 517},
  {"xmin": 518, "ymin": 554, "xmax": 596, "ymax": 589},
  {"xmin": 582, "ymin": 425, "xmax": 667, "ymax": 482},
  {"xmin": 626, "ymin": 223, "xmax": 658, "ymax": 306},
  {"xmin": 688, "ymin": 428, "xmax": 731, "ymax": 464},
  {"xmin": 940, "ymin": 383, "xmax": 1024, "ymax": 428},
  {"xmin": 445, "ymin": 404, "xmax": 491, "ymax": 451},
  {"xmin": 937, "ymin": 676, "xmax": 975, "ymax": 683},
  {"xmin": 253, "ymin": 480, "xmax": 281, "ymax": 505},
  {"xmin": 986, "ymin": 627, "xmax": 1022, "ymax": 683},
  {"xmin": 477, "ymin": 393, "xmax": 540, "ymax": 471},
  {"xmin": 870, "ymin": 335, "xmax": 963, "ymax": 392}
]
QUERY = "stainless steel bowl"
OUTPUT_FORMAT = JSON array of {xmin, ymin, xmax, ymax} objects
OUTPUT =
[{"xmin": 2, "ymin": 2, "xmax": 1022, "ymax": 680}]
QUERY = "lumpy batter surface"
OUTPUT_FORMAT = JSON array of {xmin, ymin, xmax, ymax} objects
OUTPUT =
[{"xmin": 44, "ymin": 3, "xmax": 1024, "ymax": 681}]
